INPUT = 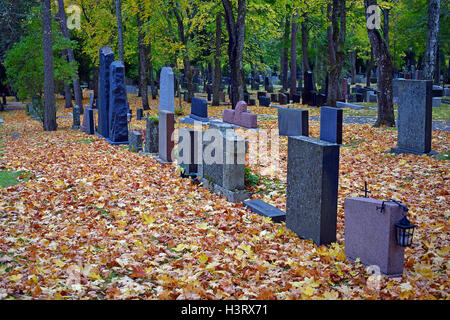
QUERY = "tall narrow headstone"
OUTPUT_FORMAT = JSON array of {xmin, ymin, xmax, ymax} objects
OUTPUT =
[
  {"xmin": 287, "ymin": 136, "xmax": 340, "ymax": 245},
  {"xmin": 158, "ymin": 110, "xmax": 175, "ymax": 163},
  {"xmin": 107, "ymin": 61, "xmax": 129, "ymax": 145},
  {"xmin": 178, "ymin": 128, "xmax": 200, "ymax": 175},
  {"xmin": 98, "ymin": 47, "xmax": 114, "ymax": 138},
  {"xmin": 320, "ymin": 106, "xmax": 343, "ymax": 144},
  {"xmin": 72, "ymin": 105, "xmax": 81, "ymax": 130},
  {"xmin": 159, "ymin": 67, "xmax": 175, "ymax": 113},
  {"xmin": 391, "ymin": 79, "xmax": 434, "ymax": 155},
  {"xmin": 86, "ymin": 108, "xmax": 95, "ymax": 135}
]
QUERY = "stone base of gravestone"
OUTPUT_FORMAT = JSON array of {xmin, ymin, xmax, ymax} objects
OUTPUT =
[
  {"xmin": 287, "ymin": 136, "xmax": 340, "ymax": 246},
  {"xmin": 432, "ymin": 97, "xmax": 441, "ymax": 107},
  {"xmin": 201, "ymin": 178, "xmax": 251, "ymax": 203},
  {"xmin": 243, "ymin": 200, "xmax": 286, "ymax": 223},
  {"xmin": 345, "ymin": 197, "xmax": 406, "ymax": 276},
  {"xmin": 129, "ymin": 131, "xmax": 143, "ymax": 152}
]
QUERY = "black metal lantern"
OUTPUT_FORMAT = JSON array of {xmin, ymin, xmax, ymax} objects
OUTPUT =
[{"xmin": 395, "ymin": 216, "xmax": 416, "ymax": 247}]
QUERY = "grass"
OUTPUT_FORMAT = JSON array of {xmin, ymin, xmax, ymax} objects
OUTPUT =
[
  {"xmin": 433, "ymin": 151, "xmax": 450, "ymax": 161},
  {"xmin": 0, "ymin": 171, "xmax": 30, "ymax": 188}
]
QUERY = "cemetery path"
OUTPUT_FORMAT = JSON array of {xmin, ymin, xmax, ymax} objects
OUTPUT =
[{"xmin": 0, "ymin": 101, "xmax": 448, "ymax": 300}]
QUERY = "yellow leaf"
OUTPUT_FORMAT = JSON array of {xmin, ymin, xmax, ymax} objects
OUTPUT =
[
  {"xmin": 322, "ymin": 290, "xmax": 339, "ymax": 300},
  {"xmin": 198, "ymin": 252, "xmax": 208, "ymax": 264},
  {"xmin": 89, "ymin": 272, "xmax": 103, "ymax": 281},
  {"xmin": 8, "ymin": 274, "xmax": 23, "ymax": 282},
  {"xmin": 302, "ymin": 286, "xmax": 315, "ymax": 296},
  {"xmin": 142, "ymin": 214, "xmax": 155, "ymax": 225},
  {"xmin": 197, "ymin": 222, "xmax": 209, "ymax": 230},
  {"xmin": 172, "ymin": 244, "xmax": 188, "ymax": 252}
]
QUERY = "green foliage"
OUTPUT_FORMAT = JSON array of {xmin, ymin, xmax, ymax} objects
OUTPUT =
[
  {"xmin": 3, "ymin": 7, "xmax": 76, "ymax": 103},
  {"xmin": 147, "ymin": 116, "xmax": 159, "ymax": 124},
  {"xmin": 244, "ymin": 167, "xmax": 260, "ymax": 187}
]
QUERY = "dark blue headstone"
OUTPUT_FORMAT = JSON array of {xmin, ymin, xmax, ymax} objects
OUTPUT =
[
  {"xmin": 136, "ymin": 108, "xmax": 143, "ymax": 120},
  {"xmin": 107, "ymin": 61, "xmax": 129, "ymax": 145},
  {"xmin": 259, "ymin": 96, "xmax": 271, "ymax": 107},
  {"xmin": 243, "ymin": 200, "xmax": 286, "ymax": 223},
  {"xmin": 98, "ymin": 47, "xmax": 115, "ymax": 138},
  {"xmin": 320, "ymin": 106, "xmax": 343, "ymax": 144},
  {"xmin": 86, "ymin": 108, "xmax": 95, "ymax": 135},
  {"xmin": 278, "ymin": 107, "xmax": 309, "ymax": 137},
  {"xmin": 190, "ymin": 97, "xmax": 208, "ymax": 121}
]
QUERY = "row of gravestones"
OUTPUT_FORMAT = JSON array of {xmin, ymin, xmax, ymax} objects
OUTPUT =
[{"xmin": 77, "ymin": 55, "xmax": 427, "ymax": 276}]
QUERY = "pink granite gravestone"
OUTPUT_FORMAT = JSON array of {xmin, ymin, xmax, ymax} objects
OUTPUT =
[
  {"xmin": 223, "ymin": 101, "xmax": 257, "ymax": 128},
  {"xmin": 344, "ymin": 197, "xmax": 407, "ymax": 276},
  {"xmin": 80, "ymin": 105, "xmax": 89, "ymax": 133}
]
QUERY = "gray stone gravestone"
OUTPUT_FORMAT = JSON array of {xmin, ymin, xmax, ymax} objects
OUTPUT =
[
  {"xmin": 107, "ymin": 61, "xmax": 129, "ymax": 145},
  {"xmin": 178, "ymin": 128, "xmax": 200, "ymax": 175},
  {"xmin": 98, "ymin": 47, "xmax": 114, "ymax": 138},
  {"xmin": 158, "ymin": 110, "xmax": 175, "ymax": 163},
  {"xmin": 391, "ymin": 79, "xmax": 435, "ymax": 155},
  {"xmin": 72, "ymin": 105, "xmax": 81, "ymax": 130},
  {"xmin": 129, "ymin": 131, "xmax": 143, "ymax": 152},
  {"xmin": 144, "ymin": 117, "xmax": 159, "ymax": 154},
  {"xmin": 243, "ymin": 199, "xmax": 286, "ymax": 223},
  {"xmin": 277, "ymin": 107, "xmax": 309, "ymax": 137},
  {"xmin": 159, "ymin": 67, "xmax": 175, "ymax": 113},
  {"xmin": 287, "ymin": 136, "xmax": 340, "ymax": 245},
  {"xmin": 345, "ymin": 197, "xmax": 408, "ymax": 276}
]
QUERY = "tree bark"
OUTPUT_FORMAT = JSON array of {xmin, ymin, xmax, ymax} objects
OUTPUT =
[
  {"xmin": 281, "ymin": 16, "xmax": 290, "ymax": 91},
  {"xmin": 222, "ymin": 0, "xmax": 246, "ymax": 108},
  {"xmin": 58, "ymin": 0, "xmax": 82, "ymax": 109},
  {"xmin": 290, "ymin": 8, "xmax": 299, "ymax": 96},
  {"xmin": 115, "ymin": 0, "xmax": 125, "ymax": 62},
  {"xmin": 212, "ymin": 13, "xmax": 222, "ymax": 106},
  {"xmin": 366, "ymin": 49, "xmax": 374, "ymax": 87},
  {"xmin": 424, "ymin": 0, "xmax": 440, "ymax": 81},
  {"xmin": 137, "ymin": 10, "xmax": 149, "ymax": 110},
  {"xmin": 326, "ymin": 0, "xmax": 346, "ymax": 107},
  {"xmin": 365, "ymin": 0, "xmax": 395, "ymax": 127},
  {"xmin": 350, "ymin": 50, "xmax": 356, "ymax": 84},
  {"xmin": 301, "ymin": 16, "xmax": 310, "ymax": 72},
  {"xmin": 42, "ymin": 0, "xmax": 57, "ymax": 131}
]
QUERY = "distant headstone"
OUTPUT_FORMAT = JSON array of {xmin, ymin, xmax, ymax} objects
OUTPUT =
[
  {"xmin": 292, "ymin": 94, "xmax": 301, "ymax": 103},
  {"xmin": 98, "ymin": 47, "xmax": 115, "ymax": 138},
  {"xmin": 270, "ymin": 93, "xmax": 278, "ymax": 103},
  {"xmin": 345, "ymin": 198, "xmax": 407, "ymax": 276},
  {"xmin": 85, "ymin": 108, "xmax": 95, "ymax": 135},
  {"xmin": 278, "ymin": 107, "xmax": 309, "ymax": 137},
  {"xmin": 129, "ymin": 131, "xmax": 143, "ymax": 152},
  {"xmin": 279, "ymin": 93, "xmax": 288, "ymax": 105},
  {"xmin": 391, "ymin": 79, "xmax": 435, "ymax": 155},
  {"xmin": 159, "ymin": 67, "xmax": 175, "ymax": 113},
  {"xmin": 72, "ymin": 105, "xmax": 81, "ymax": 130},
  {"xmin": 144, "ymin": 117, "xmax": 159, "ymax": 154},
  {"xmin": 243, "ymin": 200, "xmax": 286, "ymax": 223},
  {"xmin": 178, "ymin": 128, "xmax": 200, "ymax": 175},
  {"xmin": 302, "ymin": 71, "xmax": 316, "ymax": 106},
  {"xmin": 80, "ymin": 105, "xmax": 89, "ymax": 133},
  {"xmin": 432, "ymin": 97, "xmax": 441, "ymax": 107},
  {"xmin": 136, "ymin": 108, "xmax": 143, "ymax": 120},
  {"xmin": 107, "ymin": 61, "xmax": 129, "ymax": 145},
  {"xmin": 223, "ymin": 101, "xmax": 257, "ymax": 129},
  {"xmin": 158, "ymin": 110, "xmax": 175, "ymax": 163},
  {"xmin": 259, "ymin": 96, "xmax": 271, "ymax": 107},
  {"xmin": 320, "ymin": 106, "xmax": 343, "ymax": 144},
  {"xmin": 287, "ymin": 136, "xmax": 340, "ymax": 245}
]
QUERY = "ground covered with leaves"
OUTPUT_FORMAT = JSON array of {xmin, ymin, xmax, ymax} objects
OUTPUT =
[{"xmin": 0, "ymin": 96, "xmax": 448, "ymax": 300}]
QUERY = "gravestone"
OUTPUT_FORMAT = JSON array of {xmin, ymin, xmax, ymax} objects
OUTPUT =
[
  {"xmin": 336, "ymin": 101, "xmax": 363, "ymax": 110},
  {"xmin": 257, "ymin": 92, "xmax": 266, "ymax": 99},
  {"xmin": 368, "ymin": 92, "xmax": 378, "ymax": 103},
  {"xmin": 98, "ymin": 47, "xmax": 115, "ymax": 138},
  {"xmin": 144, "ymin": 117, "xmax": 159, "ymax": 154},
  {"xmin": 248, "ymin": 98, "xmax": 256, "ymax": 106},
  {"xmin": 287, "ymin": 136, "xmax": 340, "ymax": 245},
  {"xmin": 292, "ymin": 94, "xmax": 301, "ymax": 104},
  {"xmin": 391, "ymin": 79, "xmax": 434, "ymax": 155},
  {"xmin": 107, "ymin": 61, "xmax": 129, "ymax": 145},
  {"xmin": 278, "ymin": 107, "xmax": 309, "ymax": 137},
  {"xmin": 129, "ymin": 131, "xmax": 143, "ymax": 152},
  {"xmin": 302, "ymin": 71, "xmax": 316, "ymax": 106},
  {"xmin": 223, "ymin": 101, "xmax": 257, "ymax": 129},
  {"xmin": 159, "ymin": 67, "xmax": 175, "ymax": 113},
  {"xmin": 178, "ymin": 128, "xmax": 200, "ymax": 175},
  {"xmin": 345, "ymin": 198, "xmax": 408, "ymax": 276},
  {"xmin": 259, "ymin": 96, "xmax": 271, "ymax": 107},
  {"xmin": 180, "ymin": 97, "xmax": 209, "ymax": 124},
  {"xmin": 89, "ymin": 92, "xmax": 95, "ymax": 108},
  {"xmin": 320, "ymin": 106, "xmax": 343, "ymax": 144},
  {"xmin": 432, "ymin": 97, "xmax": 441, "ymax": 107},
  {"xmin": 158, "ymin": 110, "xmax": 175, "ymax": 163},
  {"xmin": 432, "ymin": 85, "xmax": 443, "ymax": 97},
  {"xmin": 279, "ymin": 93, "xmax": 288, "ymax": 105},
  {"xmin": 270, "ymin": 93, "xmax": 278, "ymax": 103},
  {"xmin": 72, "ymin": 105, "xmax": 81, "ymax": 130},
  {"xmin": 85, "ymin": 108, "xmax": 95, "ymax": 135},
  {"xmin": 136, "ymin": 108, "xmax": 143, "ymax": 120},
  {"xmin": 243, "ymin": 200, "xmax": 286, "ymax": 223},
  {"xmin": 80, "ymin": 106, "xmax": 89, "ymax": 132}
]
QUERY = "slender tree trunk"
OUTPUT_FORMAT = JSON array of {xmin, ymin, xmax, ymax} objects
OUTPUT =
[
  {"xmin": 64, "ymin": 82, "xmax": 72, "ymax": 108},
  {"xmin": 326, "ymin": 0, "xmax": 346, "ymax": 107},
  {"xmin": 213, "ymin": 13, "xmax": 222, "ymax": 106},
  {"xmin": 290, "ymin": 8, "xmax": 298, "ymax": 96},
  {"xmin": 222, "ymin": 0, "xmax": 246, "ymax": 108},
  {"xmin": 350, "ymin": 50, "xmax": 356, "ymax": 84},
  {"xmin": 382, "ymin": 8, "xmax": 389, "ymax": 49},
  {"xmin": 137, "ymin": 10, "xmax": 149, "ymax": 110},
  {"xmin": 301, "ymin": 16, "xmax": 310, "ymax": 72},
  {"xmin": 58, "ymin": 0, "xmax": 82, "ymax": 109},
  {"xmin": 365, "ymin": 0, "xmax": 395, "ymax": 127},
  {"xmin": 93, "ymin": 66, "xmax": 99, "ymax": 102},
  {"xmin": 42, "ymin": 0, "xmax": 57, "ymax": 131},
  {"xmin": 115, "ymin": 0, "xmax": 125, "ymax": 62},
  {"xmin": 424, "ymin": 0, "xmax": 440, "ymax": 81},
  {"xmin": 281, "ymin": 16, "xmax": 290, "ymax": 91},
  {"xmin": 148, "ymin": 42, "xmax": 156, "ymax": 100},
  {"xmin": 366, "ymin": 50, "xmax": 374, "ymax": 87}
]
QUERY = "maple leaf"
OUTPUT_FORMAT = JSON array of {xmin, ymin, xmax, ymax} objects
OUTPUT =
[{"xmin": 198, "ymin": 252, "xmax": 209, "ymax": 264}]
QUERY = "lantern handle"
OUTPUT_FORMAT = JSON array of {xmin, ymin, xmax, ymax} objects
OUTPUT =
[{"xmin": 389, "ymin": 199, "xmax": 409, "ymax": 212}]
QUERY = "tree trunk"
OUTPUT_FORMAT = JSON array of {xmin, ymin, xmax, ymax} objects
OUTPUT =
[
  {"xmin": 290, "ymin": 8, "xmax": 299, "ymax": 96},
  {"xmin": 115, "ymin": 0, "xmax": 125, "ymax": 62},
  {"xmin": 365, "ymin": 0, "xmax": 395, "ymax": 127},
  {"xmin": 222, "ymin": 0, "xmax": 246, "ymax": 109},
  {"xmin": 326, "ymin": 0, "xmax": 346, "ymax": 107},
  {"xmin": 382, "ymin": 8, "xmax": 389, "ymax": 49},
  {"xmin": 281, "ymin": 16, "xmax": 290, "ymax": 91},
  {"xmin": 212, "ymin": 13, "xmax": 222, "ymax": 106},
  {"xmin": 424, "ymin": 0, "xmax": 440, "ymax": 81},
  {"xmin": 58, "ymin": 0, "xmax": 82, "ymax": 109},
  {"xmin": 366, "ymin": 50, "xmax": 374, "ymax": 87},
  {"xmin": 64, "ymin": 83, "xmax": 72, "ymax": 108},
  {"xmin": 137, "ymin": 11, "xmax": 149, "ymax": 110},
  {"xmin": 42, "ymin": 0, "xmax": 57, "ymax": 131},
  {"xmin": 301, "ymin": 16, "xmax": 310, "ymax": 72},
  {"xmin": 148, "ymin": 42, "xmax": 156, "ymax": 100},
  {"xmin": 350, "ymin": 50, "xmax": 356, "ymax": 84},
  {"xmin": 93, "ymin": 66, "xmax": 99, "ymax": 102}
]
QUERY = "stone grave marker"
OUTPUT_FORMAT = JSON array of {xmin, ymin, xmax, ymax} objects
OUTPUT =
[
  {"xmin": 223, "ymin": 101, "xmax": 257, "ymax": 129},
  {"xmin": 129, "ymin": 131, "xmax": 143, "ymax": 152},
  {"xmin": 287, "ymin": 136, "xmax": 340, "ymax": 245},
  {"xmin": 98, "ymin": 47, "xmax": 114, "ymax": 138},
  {"xmin": 391, "ymin": 79, "xmax": 435, "ymax": 155},
  {"xmin": 345, "ymin": 197, "xmax": 409, "ymax": 276},
  {"xmin": 320, "ymin": 106, "xmax": 343, "ymax": 144},
  {"xmin": 259, "ymin": 96, "xmax": 271, "ymax": 107},
  {"xmin": 243, "ymin": 200, "xmax": 286, "ymax": 223},
  {"xmin": 178, "ymin": 128, "xmax": 201, "ymax": 176},
  {"xmin": 72, "ymin": 105, "xmax": 81, "ymax": 130},
  {"xmin": 159, "ymin": 67, "xmax": 175, "ymax": 113},
  {"xmin": 107, "ymin": 61, "xmax": 129, "ymax": 145},
  {"xmin": 136, "ymin": 108, "xmax": 143, "ymax": 120},
  {"xmin": 158, "ymin": 110, "xmax": 175, "ymax": 163},
  {"xmin": 277, "ymin": 107, "xmax": 309, "ymax": 137}
]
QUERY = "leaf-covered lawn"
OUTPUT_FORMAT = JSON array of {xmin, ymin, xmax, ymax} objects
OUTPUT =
[{"xmin": 0, "ymin": 96, "xmax": 448, "ymax": 300}]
